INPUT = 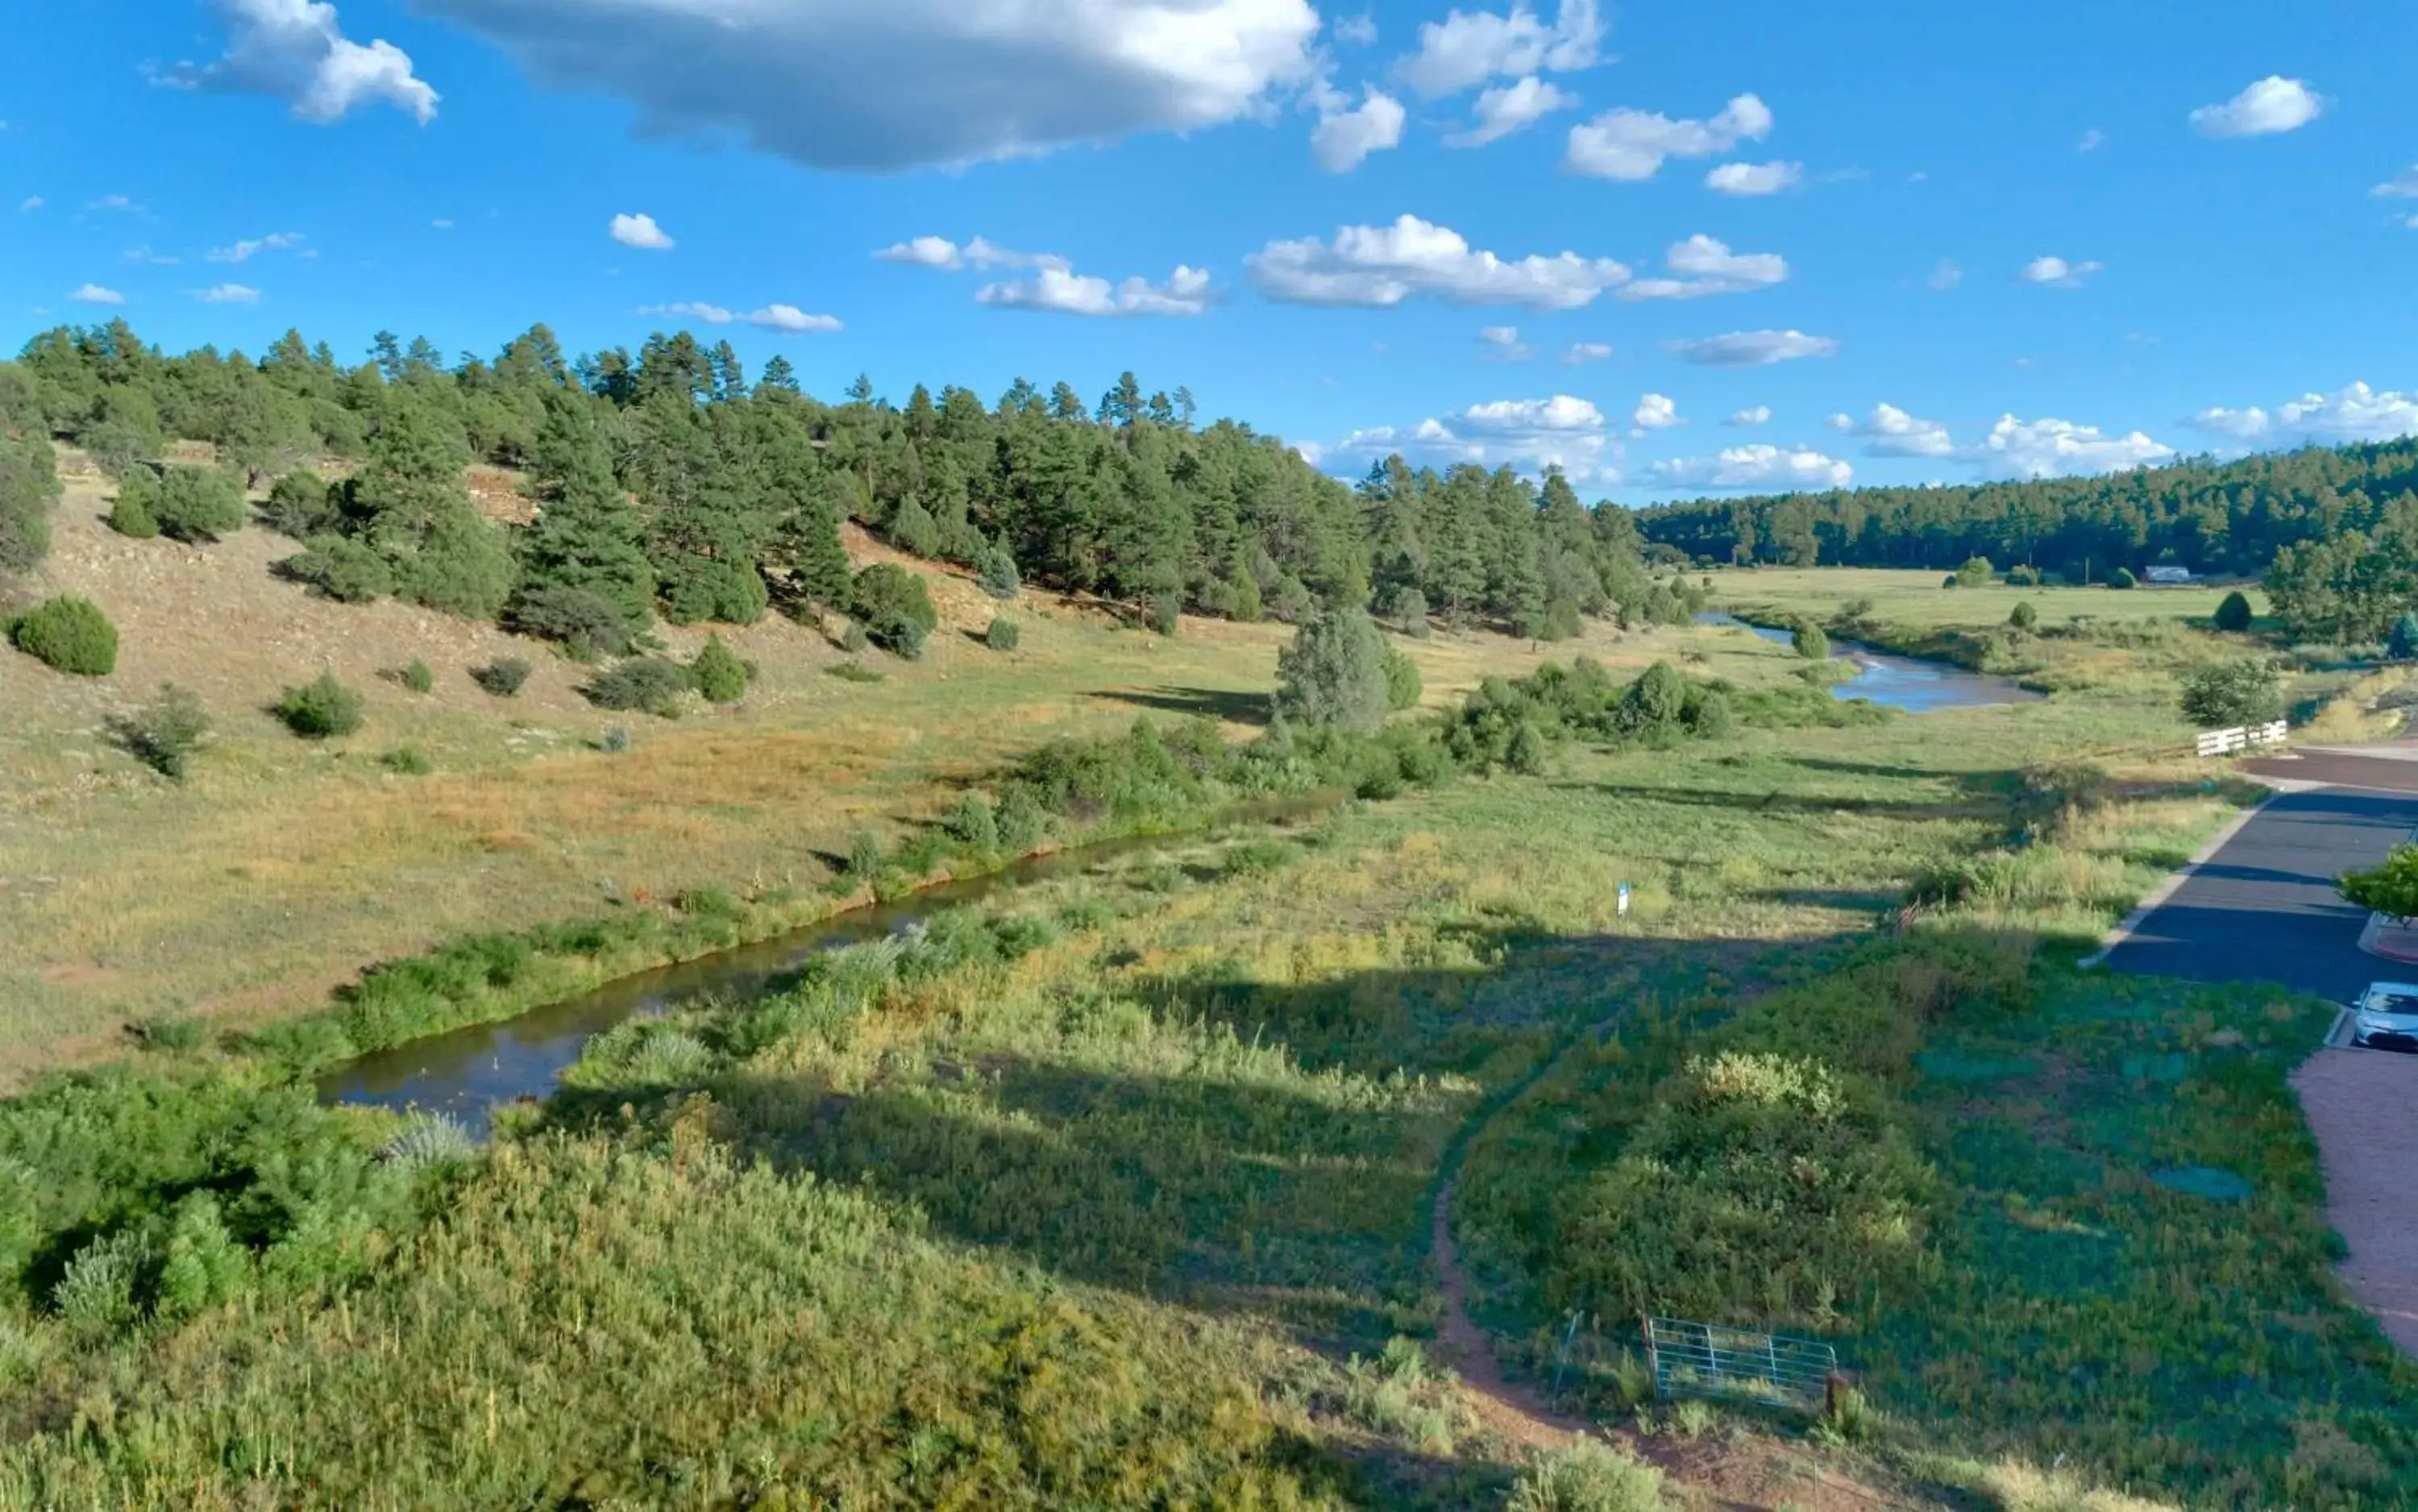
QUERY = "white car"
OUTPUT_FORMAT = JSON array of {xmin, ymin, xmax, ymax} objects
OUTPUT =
[{"xmin": 2351, "ymin": 982, "xmax": 2418, "ymax": 1051}]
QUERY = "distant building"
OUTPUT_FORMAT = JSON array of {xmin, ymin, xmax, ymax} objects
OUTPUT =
[{"xmin": 2142, "ymin": 565, "xmax": 2193, "ymax": 585}]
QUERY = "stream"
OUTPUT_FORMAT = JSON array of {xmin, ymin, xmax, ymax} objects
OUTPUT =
[
  {"xmin": 1696, "ymin": 612, "xmax": 2041, "ymax": 712},
  {"xmin": 318, "ymin": 795, "xmax": 1338, "ymax": 1128},
  {"xmin": 322, "ymin": 622, "xmax": 2031, "ymax": 1126}
]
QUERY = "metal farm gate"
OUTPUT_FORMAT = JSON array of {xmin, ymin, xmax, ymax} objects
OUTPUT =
[{"xmin": 1643, "ymin": 1316, "xmax": 1838, "ymax": 1410}]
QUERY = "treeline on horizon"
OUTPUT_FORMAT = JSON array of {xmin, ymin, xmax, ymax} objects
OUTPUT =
[{"xmin": 0, "ymin": 318, "xmax": 1702, "ymax": 656}]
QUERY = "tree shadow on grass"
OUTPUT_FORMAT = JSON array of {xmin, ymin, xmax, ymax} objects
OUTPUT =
[{"xmin": 1091, "ymin": 686, "xmax": 1273, "ymax": 727}]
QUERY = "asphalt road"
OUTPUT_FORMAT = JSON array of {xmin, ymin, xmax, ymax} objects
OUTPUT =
[{"xmin": 2102, "ymin": 784, "xmax": 2418, "ymax": 1001}]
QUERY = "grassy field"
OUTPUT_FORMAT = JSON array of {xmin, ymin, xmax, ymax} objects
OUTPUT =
[
  {"xmin": 6, "ymin": 556, "xmax": 2412, "ymax": 1506},
  {"xmin": 1706, "ymin": 566, "xmax": 2258, "ymax": 633},
  {"xmin": 0, "ymin": 463, "xmax": 1794, "ymax": 1085}
]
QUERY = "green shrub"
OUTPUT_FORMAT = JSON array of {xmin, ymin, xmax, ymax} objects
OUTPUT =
[
  {"xmin": 2108, "ymin": 566, "xmax": 2138, "ymax": 590},
  {"xmin": 397, "ymin": 505, "xmax": 516, "ymax": 621},
  {"xmin": 1792, "ymin": 621, "xmax": 1830, "ymax": 659},
  {"xmin": 1506, "ymin": 1440, "xmax": 1667, "ymax": 1512},
  {"xmin": 688, "ymin": 633, "xmax": 750, "ymax": 703},
  {"xmin": 284, "ymin": 534, "xmax": 395, "ymax": 604},
  {"xmin": 472, "ymin": 657, "xmax": 530, "ymax": 696},
  {"xmin": 2389, "ymin": 611, "xmax": 2418, "ymax": 660},
  {"xmin": 976, "ymin": 538, "xmax": 1021, "ymax": 600},
  {"xmin": 1273, "ymin": 608, "xmax": 1389, "ymax": 731},
  {"xmin": 1955, "ymin": 555, "xmax": 1993, "ymax": 587},
  {"xmin": 154, "ymin": 1192, "xmax": 247, "ymax": 1323},
  {"xmin": 275, "ymin": 670, "xmax": 366, "ymax": 738},
  {"xmin": 1382, "ymin": 646, "xmax": 1423, "ymax": 710},
  {"xmin": 52, "ymin": 1229, "xmax": 147, "ymax": 1338},
  {"xmin": 656, "ymin": 555, "xmax": 768, "ymax": 627},
  {"xmin": 112, "ymin": 683, "xmax": 209, "ymax": 777},
  {"xmin": 583, "ymin": 656, "xmax": 690, "ymax": 716},
  {"xmin": 2004, "ymin": 563, "xmax": 2043, "ymax": 588},
  {"xmin": 9, "ymin": 595, "xmax": 117, "ymax": 675},
  {"xmin": 2212, "ymin": 590, "xmax": 2255, "ymax": 635},
  {"xmin": 840, "ymin": 619, "xmax": 870, "ymax": 654},
  {"xmin": 949, "ymin": 791, "xmax": 999, "ymax": 851},
  {"xmin": 1147, "ymin": 587, "xmax": 1182, "ymax": 637},
  {"xmin": 509, "ymin": 584, "xmax": 635, "ymax": 661},
  {"xmin": 380, "ymin": 745, "xmax": 434, "ymax": 775},
  {"xmin": 261, "ymin": 471, "xmax": 337, "ymax": 538},
  {"xmin": 825, "ymin": 661, "xmax": 883, "ymax": 683},
  {"xmin": 986, "ymin": 615, "xmax": 1020, "ymax": 651},
  {"xmin": 997, "ymin": 787, "xmax": 1049, "ymax": 851},
  {"xmin": 397, "ymin": 658, "xmax": 434, "ymax": 694},
  {"xmin": 851, "ymin": 563, "xmax": 938, "ymax": 658},
  {"xmin": 847, "ymin": 830, "xmax": 886, "ymax": 879},
  {"xmin": 2179, "ymin": 659, "xmax": 2282, "ymax": 729},
  {"xmin": 108, "ymin": 471, "xmax": 160, "ymax": 538},
  {"xmin": 152, "ymin": 465, "xmax": 247, "ymax": 542},
  {"xmin": 2009, "ymin": 600, "xmax": 2038, "ymax": 631}
]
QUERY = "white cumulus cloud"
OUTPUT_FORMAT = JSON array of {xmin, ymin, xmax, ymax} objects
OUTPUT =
[
  {"xmin": 2016, "ymin": 255, "xmax": 2100, "ymax": 288},
  {"xmin": 748, "ymin": 304, "xmax": 842, "ymax": 333},
  {"xmin": 1926, "ymin": 259, "xmax": 1963, "ymax": 292},
  {"xmin": 161, "ymin": 0, "xmax": 438, "ymax": 124},
  {"xmin": 2185, "ymin": 382, "xmax": 2418, "ymax": 446},
  {"xmin": 1974, "ymin": 416, "xmax": 2173, "ymax": 480},
  {"xmin": 1561, "ymin": 341, "xmax": 1613, "ymax": 365},
  {"xmin": 1339, "ymin": 392, "xmax": 1614, "ymax": 478},
  {"xmin": 1705, "ymin": 159, "xmax": 1801, "ymax": 195},
  {"xmin": 609, "ymin": 213, "xmax": 674, "ymax": 251},
  {"xmin": 71, "ymin": 285, "xmax": 126, "ymax": 305},
  {"xmin": 1332, "ymin": 12, "xmax": 1377, "ymax": 46},
  {"xmin": 1248, "ymin": 214, "xmax": 1630, "ymax": 309},
  {"xmin": 1396, "ymin": 0, "xmax": 1602, "ymax": 98},
  {"xmin": 1618, "ymin": 234, "xmax": 1785, "ymax": 301},
  {"xmin": 1826, "ymin": 402, "xmax": 1954, "ymax": 458},
  {"xmin": 206, "ymin": 231, "xmax": 305, "ymax": 263},
  {"xmin": 1667, "ymin": 328, "xmax": 1836, "ymax": 367},
  {"xmin": 978, "ymin": 264, "xmax": 1211, "ymax": 317},
  {"xmin": 876, "ymin": 235, "xmax": 964, "ymax": 268},
  {"xmin": 638, "ymin": 301, "xmax": 735, "ymax": 324},
  {"xmin": 1565, "ymin": 93, "xmax": 1771, "ymax": 181},
  {"xmin": 2373, "ymin": 164, "xmax": 2418, "ymax": 198},
  {"xmin": 192, "ymin": 283, "xmax": 262, "ymax": 303},
  {"xmin": 1726, "ymin": 405, "xmax": 1771, "ymax": 427},
  {"xmin": 2189, "ymin": 76, "xmax": 2325, "ymax": 139},
  {"xmin": 18, "ymin": 197, "xmax": 42, "ymax": 213},
  {"xmin": 1311, "ymin": 86, "xmax": 1406, "ymax": 172},
  {"xmin": 1650, "ymin": 444, "xmax": 1850, "ymax": 491},
  {"xmin": 875, "ymin": 236, "xmax": 1069, "ymax": 273},
  {"xmin": 2077, "ymin": 127, "xmax": 2106, "ymax": 152},
  {"xmin": 1448, "ymin": 76, "xmax": 1579, "ymax": 147},
  {"xmin": 1631, "ymin": 393, "xmax": 1681, "ymax": 431},
  {"xmin": 417, "ymin": 0, "xmax": 1319, "ymax": 171},
  {"xmin": 1479, "ymin": 325, "xmax": 1533, "ymax": 360}
]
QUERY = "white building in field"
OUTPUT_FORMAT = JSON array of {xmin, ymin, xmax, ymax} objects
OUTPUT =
[{"xmin": 2142, "ymin": 565, "xmax": 2193, "ymax": 585}]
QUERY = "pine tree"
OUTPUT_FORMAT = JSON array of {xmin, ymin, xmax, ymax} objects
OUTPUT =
[
  {"xmin": 513, "ymin": 394, "xmax": 655, "ymax": 632},
  {"xmin": 758, "ymin": 355, "xmax": 800, "ymax": 394}
]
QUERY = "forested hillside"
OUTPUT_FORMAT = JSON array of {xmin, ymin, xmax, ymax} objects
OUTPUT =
[
  {"xmin": 0, "ymin": 319, "xmax": 1690, "ymax": 655},
  {"xmin": 1634, "ymin": 440, "xmax": 2418, "ymax": 584}
]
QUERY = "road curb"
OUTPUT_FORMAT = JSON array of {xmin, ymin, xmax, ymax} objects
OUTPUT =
[
  {"xmin": 2079, "ymin": 796, "xmax": 2273, "ymax": 970},
  {"xmin": 2357, "ymin": 912, "xmax": 2418, "ymax": 964}
]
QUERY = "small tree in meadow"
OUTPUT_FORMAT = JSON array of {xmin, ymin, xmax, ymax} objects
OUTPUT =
[
  {"xmin": 9, "ymin": 596, "xmax": 117, "ymax": 675},
  {"xmin": 2179, "ymin": 659, "xmax": 2283, "ymax": 730},
  {"xmin": 113, "ymin": 683, "xmax": 209, "ymax": 778},
  {"xmin": 108, "ymin": 471, "xmax": 160, "ymax": 539},
  {"xmin": 1273, "ymin": 607, "xmax": 1389, "ymax": 732},
  {"xmin": 2343, "ymin": 846, "xmax": 2418, "ymax": 925},
  {"xmin": 152, "ymin": 466, "xmax": 247, "ymax": 543},
  {"xmin": 985, "ymin": 616, "xmax": 1020, "ymax": 651},
  {"xmin": 850, "ymin": 563, "xmax": 938, "ymax": 658},
  {"xmin": 2108, "ymin": 567, "xmax": 2138, "ymax": 590},
  {"xmin": 689, "ymin": 633, "xmax": 750, "ymax": 703},
  {"xmin": 1382, "ymin": 646, "xmax": 1423, "ymax": 711},
  {"xmin": 1792, "ymin": 621, "xmax": 1830, "ymax": 659},
  {"xmin": 2214, "ymin": 591, "xmax": 2254, "ymax": 634},
  {"xmin": 2390, "ymin": 613, "xmax": 2418, "ymax": 662},
  {"xmin": 1955, "ymin": 555, "xmax": 1993, "ymax": 588},
  {"xmin": 275, "ymin": 670, "xmax": 365, "ymax": 738},
  {"xmin": 2009, "ymin": 600, "xmax": 2039, "ymax": 631},
  {"xmin": 975, "ymin": 538, "xmax": 1021, "ymax": 600}
]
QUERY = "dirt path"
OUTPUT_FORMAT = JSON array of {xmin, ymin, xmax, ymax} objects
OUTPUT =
[
  {"xmin": 2293, "ymin": 1047, "xmax": 2418, "ymax": 1355},
  {"xmin": 1427, "ymin": 1175, "xmax": 1590, "ymax": 1454}
]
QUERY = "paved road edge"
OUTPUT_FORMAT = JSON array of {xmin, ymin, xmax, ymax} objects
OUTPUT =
[{"xmin": 2079, "ymin": 795, "xmax": 2275, "ymax": 970}]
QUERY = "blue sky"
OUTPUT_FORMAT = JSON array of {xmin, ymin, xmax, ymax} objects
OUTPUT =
[{"xmin": 3, "ymin": 0, "xmax": 2415, "ymax": 500}]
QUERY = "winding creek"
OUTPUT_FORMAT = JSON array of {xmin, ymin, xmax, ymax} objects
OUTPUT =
[
  {"xmin": 322, "ymin": 633, "xmax": 2034, "ymax": 1124},
  {"xmin": 1696, "ymin": 612, "xmax": 2041, "ymax": 712}
]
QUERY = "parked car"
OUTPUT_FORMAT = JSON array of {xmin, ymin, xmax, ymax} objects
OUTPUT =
[{"xmin": 2350, "ymin": 982, "xmax": 2418, "ymax": 1051}]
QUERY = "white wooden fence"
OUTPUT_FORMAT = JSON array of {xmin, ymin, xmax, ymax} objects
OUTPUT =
[{"xmin": 2195, "ymin": 720, "xmax": 2288, "ymax": 758}]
